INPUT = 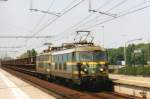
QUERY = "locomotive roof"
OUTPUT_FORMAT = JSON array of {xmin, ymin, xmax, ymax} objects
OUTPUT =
[
  {"xmin": 38, "ymin": 42, "xmax": 105, "ymax": 56},
  {"xmin": 51, "ymin": 46, "xmax": 105, "ymax": 55}
]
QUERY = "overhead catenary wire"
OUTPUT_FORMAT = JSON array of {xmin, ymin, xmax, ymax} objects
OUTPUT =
[
  {"xmin": 21, "ymin": 0, "xmax": 56, "ymax": 48},
  {"xmin": 88, "ymin": 0, "xmax": 119, "ymax": 18},
  {"xmin": 22, "ymin": 0, "xmax": 78, "ymax": 44},
  {"xmin": 21, "ymin": 0, "xmax": 84, "ymax": 51},
  {"xmin": 74, "ymin": 0, "xmax": 129, "ymax": 30},
  {"xmin": 59, "ymin": 0, "xmax": 79, "ymax": 13},
  {"xmin": 51, "ymin": 0, "xmax": 128, "ymax": 42},
  {"xmin": 31, "ymin": 0, "xmax": 85, "ymax": 37},
  {"xmin": 80, "ymin": 0, "xmax": 150, "ymax": 30},
  {"xmin": 31, "ymin": 0, "xmax": 78, "ymax": 42},
  {"xmin": 17, "ymin": 0, "xmax": 150, "ymax": 54},
  {"xmin": 72, "ymin": 0, "xmax": 150, "ymax": 30},
  {"xmin": 32, "ymin": 2, "xmax": 54, "ymax": 34},
  {"xmin": 16, "ymin": 0, "xmax": 54, "ymax": 51},
  {"xmin": 27, "ymin": 0, "xmax": 55, "ymax": 36},
  {"xmin": 117, "ymin": 0, "xmax": 150, "ymax": 14},
  {"xmin": 49, "ymin": 0, "xmax": 150, "ymax": 45},
  {"xmin": 49, "ymin": 0, "xmax": 115, "ymax": 42},
  {"xmin": 81, "ymin": 0, "xmax": 149, "ymax": 30},
  {"xmin": 83, "ymin": 4, "xmax": 150, "ymax": 30},
  {"xmin": 0, "ymin": 36, "xmax": 52, "ymax": 38},
  {"xmin": 23, "ymin": 0, "xmax": 115, "ymax": 49},
  {"xmin": 60, "ymin": 0, "xmax": 115, "ymax": 34},
  {"xmin": 29, "ymin": 0, "xmax": 59, "ymax": 16}
]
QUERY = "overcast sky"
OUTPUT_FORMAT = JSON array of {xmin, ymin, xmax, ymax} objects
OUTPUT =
[{"xmin": 0, "ymin": 0, "xmax": 150, "ymax": 58}]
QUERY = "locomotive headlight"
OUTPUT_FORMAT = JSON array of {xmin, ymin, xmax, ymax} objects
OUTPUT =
[
  {"xmin": 100, "ymin": 68, "xmax": 103, "ymax": 72},
  {"xmin": 84, "ymin": 68, "xmax": 87, "ymax": 72}
]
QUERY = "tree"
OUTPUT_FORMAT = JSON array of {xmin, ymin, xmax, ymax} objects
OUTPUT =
[
  {"xmin": 107, "ymin": 47, "xmax": 124, "ymax": 65},
  {"xmin": 31, "ymin": 49, "xmax": 37, "ymax": 57},
  {"xmin": 107, "ymin": 43, "xmax": 149, "ymax": 66},
  {"xmin": 19, "ymin": 49, "xmax": 37, "ymax": 58}
]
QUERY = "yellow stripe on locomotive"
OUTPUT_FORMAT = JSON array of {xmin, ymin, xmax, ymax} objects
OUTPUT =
[
  {"xmin": 36, "ymin": 44, "xmax": 109, "ymax": 85},
  {"xmin": 66, "ymin": 61, "xmax": 108, "ymax": 74}
]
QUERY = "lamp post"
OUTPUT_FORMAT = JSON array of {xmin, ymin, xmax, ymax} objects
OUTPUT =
[
  {"xmin": 101, "ymin": 26, "xmax": 105, "ymax": 48},
  {"xmin": 147, "ymin": 39, "xmax": 150, "ymax": 65},
  {"xmin": 148, "ymin": 43, "xmax": 150, "ymax": 65},
  {"xmin": 124, "ymin": 38, "xmax": 142, "ymax": 69}
]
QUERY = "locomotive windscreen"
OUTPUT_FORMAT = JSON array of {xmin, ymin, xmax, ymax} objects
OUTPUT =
[{"xmin": 77, "ymin": 51, "xmax": 107, "ymax": 61}]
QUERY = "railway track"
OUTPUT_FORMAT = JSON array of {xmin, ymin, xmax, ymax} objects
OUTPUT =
[{"xmin": 1, "ymin": 66, "xmax": 142, "ymax": 99}]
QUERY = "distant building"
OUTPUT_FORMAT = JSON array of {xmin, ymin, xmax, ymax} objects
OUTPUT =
[
  {"xmin": 121, "ymin": 61, "xmax": 125, "ymax": 66},
  {"xmin": 117, "ymin": 60, "xmax": 125, "ymax": 66},
  {"xmin": 147, "ymin": 61, "xmax": 150, "ymax": 65}
]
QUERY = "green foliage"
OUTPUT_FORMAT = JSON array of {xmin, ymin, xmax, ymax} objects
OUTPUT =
[
  {"xmin": 107, "ymin": 47, "xmax": 124, "ymax": 65},
  {"xmin": 118, "ymin": 66, "xmax": 150, "ymax": 76},
  {"xmin": 19, "ymin": 49, "xmax": 37, "ymax": 58},
  {"xmin": 107, "ymin": 43, "xmax": 150, "ymax": 65}
]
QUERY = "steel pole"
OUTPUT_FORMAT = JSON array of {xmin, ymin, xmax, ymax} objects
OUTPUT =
[{"xmin": 124, "ymin": 42, "xmax": 127, "ymax": 72}]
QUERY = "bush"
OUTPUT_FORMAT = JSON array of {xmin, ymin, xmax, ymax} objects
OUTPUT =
[{"xmin": 118, "ymin": 65, "xmax": 150, "ymax": 76}]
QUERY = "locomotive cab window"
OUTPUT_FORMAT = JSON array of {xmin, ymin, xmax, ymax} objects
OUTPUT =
[{"xmin": 77, "ymin": 50, "xmax": 107, "ymax": 61}]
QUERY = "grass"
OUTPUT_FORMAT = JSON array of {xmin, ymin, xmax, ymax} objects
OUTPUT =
[{"xmin": 118, "ymin": 65, "xmax": 150, "ymax": 76}]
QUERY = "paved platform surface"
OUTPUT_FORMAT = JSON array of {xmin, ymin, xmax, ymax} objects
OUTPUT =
[
  {"xmin": 109, "ymin": 74, "xmax": 150, "ymax": 88},
  {"xmin": 0, "ymin": 68, "xmax": 56, "ymax": 99}
]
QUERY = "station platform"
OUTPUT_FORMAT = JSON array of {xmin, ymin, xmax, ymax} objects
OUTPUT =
[
  {"xmin": 109, "ymin": 74, "xmax": 150, "ymax": 88},
  {"xmin": 0, "ymin": 68, "xmax": 56, "ymax": 99},
  {"xmin": 109, "ymin": 74, "xmax": 150, "ymax": 98}
]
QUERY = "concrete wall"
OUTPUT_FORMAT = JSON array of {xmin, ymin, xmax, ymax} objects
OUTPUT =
[{"xmin": 114, "ymin": 83, "xmax": 150, "ymax": 99}]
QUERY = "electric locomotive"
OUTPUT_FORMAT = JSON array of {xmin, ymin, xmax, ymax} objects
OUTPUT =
[
  {"xmin": 2, "ymin": 31, "xmax": 110, "ymax": 88},
  {"xmin": 36, "ymin": 41, "xmax": 109, "ymax": 87}
]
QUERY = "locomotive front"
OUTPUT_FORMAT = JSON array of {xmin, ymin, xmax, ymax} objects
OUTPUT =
[{"xmin": 71, "ymin": 46, "xmax": 109, "ymax": 88}]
